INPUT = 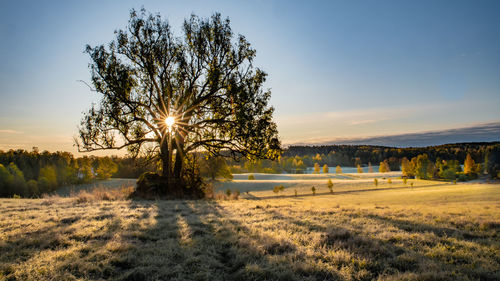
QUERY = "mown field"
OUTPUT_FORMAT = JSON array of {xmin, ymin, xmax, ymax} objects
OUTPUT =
[{"xmin": 1, "ymin": 180, "xmax": 499, "ymax": 280}]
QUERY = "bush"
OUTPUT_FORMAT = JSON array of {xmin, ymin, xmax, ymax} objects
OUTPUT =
[
  {"xmin": 294, "ymin": 189, "xmax": 297, "ymax": 197},
  {"xmin": 374, "ymin": 178, "xmax": 378, "ymax": 186},
  {"xmin": 248, "ymin": 174, "xmax": 255, "ymax": 180},
  {"xmin": 312, "ymin": 186, "xmax": 316, "ymax": 195},
  {"xmin": 225, "ymin": 189, "xmax": 231, "ymax": 197},
  {"xmin": 387, "ymin": 178, "xmax": 392, "ymax": 184},
  {"xmin": 403, "ymin": 177, "xmax": 407, "ymax": 185},
  {"xmin": 273, "ymin": 185, "xmax": 285, "ymax": 194},
  {"xmin": 327, "ymin": 179, "xmax": 333, "ymax": 193}
]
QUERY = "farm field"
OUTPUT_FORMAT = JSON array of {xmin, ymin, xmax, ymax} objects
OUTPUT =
[{"xmin": 1, "ymin": 180, "xmax": 499, "ymax": 280}]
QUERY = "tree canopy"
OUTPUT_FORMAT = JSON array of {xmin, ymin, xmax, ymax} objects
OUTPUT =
[{"xmin": 76, "ymin": 9, "xmax": 280, "ymax": 197}]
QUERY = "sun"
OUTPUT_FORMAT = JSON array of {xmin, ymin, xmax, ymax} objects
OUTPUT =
[{"xmin": 165, "ymin": 116, "xmax": 176, "ymax": 128}]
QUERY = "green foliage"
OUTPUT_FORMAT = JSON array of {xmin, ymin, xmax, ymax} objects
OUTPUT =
[
  {"xmin": 77, "ymin": 9, "xmax": 281, "ymax": 197},
  {"xmin": 248, "ymin": 174, "xmax": 255, "ymax": 180},
  {"xmin": 200, "ymin": 156, "xmax": 233, "ymax": 180},
  {"xmin": 401, "ymin": 157, "xmax": 415, "ymax": 178},
  {"xmin": 485, "ymin": 145, "xmax": 500, "ymax": 179},
  {"xmin": 403, "ymin": 177, "xmax": 407, "ymax": 185},
  {"xmin": 322, "ymin": 164, "xmax": 329, "ymax": 174},
  {"xmin": 95, "ymin": 157, "xmax": 118, "ymax": 180},
  {"xmin": 39, "ymin": 166, "xmax": 58, "ymax": 193},
  {"xmin": 225, "ymin": 189, "xmax": 232, "ymax": 197},
  {"xmin": 414, "ymin": 154, "xmax": 435, "ymax": 179}
]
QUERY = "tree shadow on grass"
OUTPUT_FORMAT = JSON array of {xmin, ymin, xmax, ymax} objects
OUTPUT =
[{"xmin": 112, "ymin": 200, "xmax": 343, "ymax": 281}]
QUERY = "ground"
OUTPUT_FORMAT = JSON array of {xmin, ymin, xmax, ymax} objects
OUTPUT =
[{"xmin": 1, "ymin": 177, "xmax": 499, "ymax": 280}]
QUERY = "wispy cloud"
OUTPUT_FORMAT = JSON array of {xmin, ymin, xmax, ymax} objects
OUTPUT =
[{"xmin": 0, "ymin": 129, "xmax": 22, "ymax": 134}]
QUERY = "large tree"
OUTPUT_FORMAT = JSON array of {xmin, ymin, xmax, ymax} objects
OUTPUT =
[{"xmin": 76, "ymin": 9, "xmax": 281, "ymax": 197}]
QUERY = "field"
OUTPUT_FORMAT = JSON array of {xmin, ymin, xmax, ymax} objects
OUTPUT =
[{"xmin": 1, "ymin": 177, "xmax": 499, "ymax": 280}]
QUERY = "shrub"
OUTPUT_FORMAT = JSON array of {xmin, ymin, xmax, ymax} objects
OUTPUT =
[
  {"xmin": 294, "ymin": 189, "xmax": 297, "ymax": 197},
  {"xmin": 273, "ymin": 185, "xmax": 285, "ymax": 194},
  {"xmin": 312, "ymin": 186, "xmax": 316, "ymax": 195},
  {"xmin": 327, "ymin": 179, "xmax": 333, "ymax": 193},
  {"xmin": 403, "ymin": 177, "xmax": 407, "ymax": 185},
  {"xmin": 225, "ymin": 189, "xmax": 231, "ymax": 197},
  {"xmin": 410, "ymin": 182, "xmax": 414, "ymax": 188},
  {"xmin": 387, "ymin": 178, "xmax": 392, "ymax": 184},
  {"xmin": 248, "ymin": 174, "xmax": 255, "ymax": 180},
  {"xmin": 374, "ymin": 178, "xmax": 378, "ymax": 186}
]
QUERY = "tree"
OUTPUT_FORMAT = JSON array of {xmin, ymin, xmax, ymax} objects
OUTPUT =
[
  {"xmin": 379, "ymin": 160, "xmax": 390, "ymax": 173},
  {"xmin": 463, "ymin": 153, "xmax": 480, "ymax": 178},
  {"xmin": 313, "ymin": 163, "xmax": 320, "ymax": 174},
  {"xmin": 38, "ymin": 166, "xmax": 58, "ymax": 193},
  {"xmin": 401, "ymin": 157, "xmax": 415, "ymax": 178},
  {"xmin": 336, "ymin": 165, "xmax": 342, "ymax": 174},
  {"xmin": 199, "ymin": 155, "xmax": 233, "ymax": 180},
  {"xmin": 76, "ymin": 10, "xmax": 281, "ymax": 197},
  {"xmin": 414, "ymin": 154, "xmax": 435, "ymax": 179},
  {"xmin": 323, "ymin": 164, "xmax": 329, "ymax": 174},
  {"xmin": 327, "ymin": 179, "xmax": 333, "ymax": 193},
  {"xmin": 485, "ymin": 144, "xmax": 500, "ymax": 179},
  {"xmin": 357, "ymin": 164, "xmax": 363, "ymax": 173},
  {"xmin": 95, "ymin": 157, "xmax": 118, "ymax": 179}
]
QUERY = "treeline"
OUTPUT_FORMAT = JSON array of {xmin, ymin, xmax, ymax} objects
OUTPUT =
[
  {"xmin": 0, "ymin": 149, "xmax": 152, "ymax": 198},
  {"xmin": 225, "ymin": 142, "xmax": 500, "ymax": 177},
  {"xmin": 285, "ymin": 142, "xmax": 497, "ymax": 166}
]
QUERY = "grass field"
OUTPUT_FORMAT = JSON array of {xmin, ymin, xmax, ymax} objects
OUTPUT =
[{"xmin": 1, "ymin": 180, "xmax": 499, "ymax": 280}]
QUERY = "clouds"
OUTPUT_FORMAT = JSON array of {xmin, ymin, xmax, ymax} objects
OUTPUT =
[{"xmin": 291, "ymin": 122, "xmax": 500, "ymax": 147}]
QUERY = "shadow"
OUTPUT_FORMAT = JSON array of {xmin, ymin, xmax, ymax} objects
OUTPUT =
[
  {"xmin": 106, "ymin": 200, "xmax": 343, "ymax": 280},
  {"xmin": 2, "ymin": 198, "xmax": 497, "ymax": 280},
  {"xmin": 247, "ymin": 183, "xmax": 450, "ymax": 200}
]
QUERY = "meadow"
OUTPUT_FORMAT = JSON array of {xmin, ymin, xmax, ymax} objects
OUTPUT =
[{"xmin": 1, "ymin": 176, "xmax": 499, "ymax": 280}]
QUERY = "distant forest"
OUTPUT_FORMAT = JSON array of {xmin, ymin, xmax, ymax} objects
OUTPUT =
[
  {"xmin": 1, "ymin": 142, "xmax": 499, "ymax": 198},
  {"xmin": 283, "ymin": 142, "xmax": 499, "ymax": 166}
]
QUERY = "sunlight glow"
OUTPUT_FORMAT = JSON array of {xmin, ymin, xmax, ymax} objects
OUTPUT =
[{"xmin": 165, "ymin": 116, "xmax": 176, "ymax": 128}]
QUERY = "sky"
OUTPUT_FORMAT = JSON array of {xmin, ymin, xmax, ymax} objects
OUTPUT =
[{"xmin": 1, "ymin": 0, "xmax": 499, "ymax": 155}]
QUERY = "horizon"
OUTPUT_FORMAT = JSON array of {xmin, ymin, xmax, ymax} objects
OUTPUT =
[{"xmin": 1, "ymin": 0, "xmax": 500, "ymax": 155}]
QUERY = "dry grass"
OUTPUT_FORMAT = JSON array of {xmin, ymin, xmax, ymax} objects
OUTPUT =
[{"xmin": 0, "ymin": 182, "xmax": 499, "ymax": 280}]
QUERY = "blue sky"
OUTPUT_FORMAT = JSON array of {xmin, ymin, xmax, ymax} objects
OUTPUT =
[{"xmin": 1, "ymin": 0, "xmax": 499, "ymax": 154}]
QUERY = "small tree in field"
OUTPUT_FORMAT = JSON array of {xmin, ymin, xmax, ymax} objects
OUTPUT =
[
  {"xmin": 273, "ymin": 184, "xmax": 285, "ymax": 194},
  {"xmin": 327, "ymin": 178, "xmax": 333, "ymax": 193},
  {"xmin": 323, "ymin": 164, "xmax": 329, "ymax": 174},
  {"xmin": 374, "ymin": 178, "xmax": 378, "ymax": 186},
  {"xmin": 387, "ymin": 178, "xmax": 392, "ymax": 184},
  {"xmin": 336, "ymin": 165, "xmax": 342, "ymax": 174},
  {"xmin": 379, "ymin": 160, "xmax": 390, "ymax": 173},
  {"xmin": 311, "ymin": 186, "xmax": 316, "ymax": 195},
  {"xmin": 313, "ymin": 163, "xmax": 320, "ymax": 174},
  {"xmin": 248, "ymin": 174, "xmax": 255, "ymax": 180},
  {"xmin": 403, "ymin": 177, "xmax": 407, "ymax": 185},
  {"xmin": 357, "ymin": 164, "xmax": 363, "ymax": 173}
]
